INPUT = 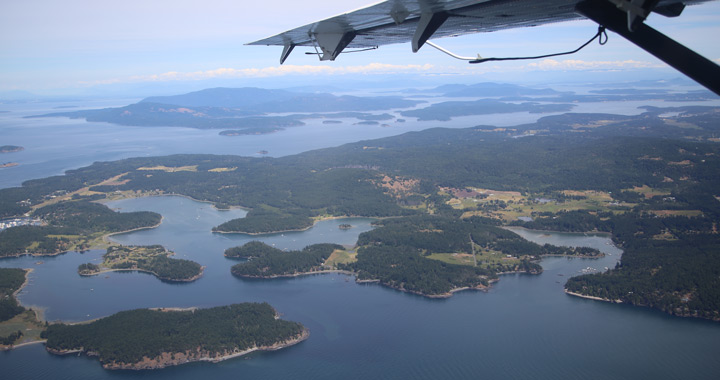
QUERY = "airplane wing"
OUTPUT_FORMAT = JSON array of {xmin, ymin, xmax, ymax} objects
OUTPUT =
[
  {"xmin": 248, "ymin": 0, "xmax": 707, "ymax": 61},
  {"xmin": 247, "ymin": 0, "xmax": 719, "ymax": 95}
]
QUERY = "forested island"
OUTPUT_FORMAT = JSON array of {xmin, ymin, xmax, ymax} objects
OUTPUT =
[
  {"xmin": 0, "ymin": 145, "xmax": 23, "ymax": 153},
  {"xmin": 219, "ymin": 128, "xmax": 282, "ymax": 136},
  {"xmin": 28, "ymin": 87, "xmax": 420, "ymax": 135},
  {"xmin": 2, "ymin": 105, "xmax": 720, "ymax": 318},
  {"xmin": 228, "ymin": 243, "xmax": 343, "ymax": 278},
  {"xmin": 42, "ymin": 303, "xmax": 308, "ymax": 369},
  {"xmin": 78, "ymin": 245, "xmax": 203, "ymax": 282}
]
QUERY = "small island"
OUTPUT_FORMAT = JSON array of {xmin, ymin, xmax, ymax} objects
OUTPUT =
[
  {"xmin": 229, "ymin": 242, "xmax": 343, "ymax": 278},
  {"xmin": 78, "ymin": 245, "xmax": 203, "ymax": 282},
  {"xmin": 0, "ymin": 145, "xmax": 24, "ymax": 153},
  {"xmin": 0, "ymin": 162, "xmax": 18, "ymax": 168},
  {"xmin": 338, "ymin": 223, "xmax": 352, "ymax": 230},
  {"xmin": 42, "ymin": 303, "xmax": 308, "ymax": 370},
  {"xmin": 219, "ymin": 128, "xmax": 282, "ymax": 136}
]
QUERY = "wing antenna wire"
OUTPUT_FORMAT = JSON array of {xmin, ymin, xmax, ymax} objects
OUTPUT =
[{"xmin": 424, "ymin": 26, "xmax": 607, "ymax": 64}]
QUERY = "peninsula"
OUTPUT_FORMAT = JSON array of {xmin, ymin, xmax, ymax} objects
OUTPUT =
[
  {"xmin": 78, "ymin": 245, "xmax": 203, "ymax": 282},
  {"xmin": 228, "ymin": 242, "xmax": 343, "ymax": 278},
  {"xmin": 42, "ymin": 303, "xmax": 308, "ymax": 370},
  {"xmin": 0, "ymin": 200, "xmax": 161, "ymax": 257},
  {"xmin": 0, "ymin": 268, "xmax": 44, "ymax": 349}
]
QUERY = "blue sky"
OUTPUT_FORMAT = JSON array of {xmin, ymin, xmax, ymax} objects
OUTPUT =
[{"xmin": 1, "ymin": 0, "xmax": 719, "ymax": 94}]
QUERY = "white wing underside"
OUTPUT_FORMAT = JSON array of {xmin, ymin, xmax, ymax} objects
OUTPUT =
[
  {"xmin": 247, "ymin": 0, "xmax": 709, "ymax": 60},
  {"xmin": 249, "ymin": 0, "xmax": 586, "ymax": 49}
]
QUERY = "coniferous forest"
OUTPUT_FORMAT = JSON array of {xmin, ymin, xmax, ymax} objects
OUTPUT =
[{"xmin": 42, "ymin": 303, "xmax": 306, "ymax": 368}]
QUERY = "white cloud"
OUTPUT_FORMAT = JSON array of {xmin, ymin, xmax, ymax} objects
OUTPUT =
[
  {"xmin": 79, "ymin": 58, "xmax": 673, "ymax": 88},
  {"xmin": 524, "ymin": 59, "xmax": 663, "ymax": 71},
  {"xmin": 78, "ymin": 63, "xmax": 437, "ymax": 86},
  {"xmin": 135, "ymin": 63, "xmax": 436, "ymax": 82}
]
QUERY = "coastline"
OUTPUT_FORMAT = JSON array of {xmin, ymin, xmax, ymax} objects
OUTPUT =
[
  {"xmin": 102, "ymin": 219, "xmax": 163, "ymax": 241},
  {"xmin": 104, "ymin": 192, "xmax": 248, "ymax": 212},
  {"xmin": 564, "ymin": 289, "xmax": 622, "ymax": 303},
  {"xmin": 9, "ymin": 339, "xmax": 47, "ymax": 349},
  {"xmin": 363, "ymin": 265, "xmax": 546, "ymax": 298},
  {"xmin": 12, "ymin": 268, "xmax": 46, "ymax": 322},
  {"xmin": 233, "ymin": 268, "xmax": 488, "ymax": 299},
  {"xmin": 236, "ymin": 265, "xmax": 543, "ymax": 298},
  {"xmin": 0, "ymin": 220, "xmax": 163, "ymax": 259},
  {"xmin": 0, "ymin": 268, "xmax": 47, "ymax": 350},
  {"xmin": 47, "ymin": 327, "xmax": 310, "ymax": 370},
  {"xmin": 12, "ymin": 268, "xmax": 34, "ymax": 298},
  {"xmin": 215, "ymin": 224, "xmax": 314, "ymax": 235},
  {"xmin": 504, "ymin": 226, "xmax": 612, "ymax": 237},
  {"xmin": 214, "ymin": 215, "xmax": 372, "ymax": 235},
  {"xmin": 79, "ymin": 265, "xmax": 205, "ymax": 283},
  {"xmin": 233, "ymin": 269, "xmax": 356, "ymax": 279}
]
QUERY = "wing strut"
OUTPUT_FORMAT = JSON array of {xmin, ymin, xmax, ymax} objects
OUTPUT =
[
  {"xmin": 314, "ymin": 31, "xmax": 357, "ymax": 61},
  {"xmin": 412, "ymin": 12, "xmax": 450, "ymax": 53},
  {"xmin": 280, "ymin": 44, "xmax": 295, "ymax": 65},
  {"xmin": 576, "ymin": 0, "xmax": 720, "ymax": 96}
]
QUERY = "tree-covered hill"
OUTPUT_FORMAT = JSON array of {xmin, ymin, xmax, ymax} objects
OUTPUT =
[
  {"xmin": 42, "ymin": 303, "xmax": 307, "ymax": 369},
  {"xmin": 0, "ymin": 268, "xmax": 28, "ymax": 322},
  {"xmin": 230, "ymin": 243, "xmax": 343, "ymax": 278}
]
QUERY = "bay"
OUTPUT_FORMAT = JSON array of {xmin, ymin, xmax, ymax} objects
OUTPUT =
[{"xmin": 2, "ymin": 196, "xmax": 719, "ymax": 379}]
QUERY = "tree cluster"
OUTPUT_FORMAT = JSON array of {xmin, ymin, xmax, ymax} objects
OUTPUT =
[
  {"xmin": 346, "ymin": 245, "xmax": 493, "ymax": 296},
  {"xmin": 230, "ymin": 243, "xmax": 341, "ymax": 277},
  {"xmin": 42, "ymin": 303, "xmax": 305, "ymax": 366},
  {"xmin": 0, "ymin": 268, "xmax": 27, "ymax": 322}
]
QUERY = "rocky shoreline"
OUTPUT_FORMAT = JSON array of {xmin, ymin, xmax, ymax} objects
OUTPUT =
[
  {"xmin": 79, "ymin": 266, "xmax": 205, "ymax": 283},
  {"xmin": 564, "ymin": 289, "xmax": 622, "ymax": 303},
  {"xmin": 47, "ymin": 328, "xmax": 310, "ymax": 370}
]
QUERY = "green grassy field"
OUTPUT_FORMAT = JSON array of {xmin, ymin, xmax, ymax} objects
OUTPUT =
[
  {"xmin": 324, "ymin": 249, "xmax": 356, "ymax": 268},
  {"xmin": 0, "ymin": 310, "xmax": 45, "ymax": 346}
]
